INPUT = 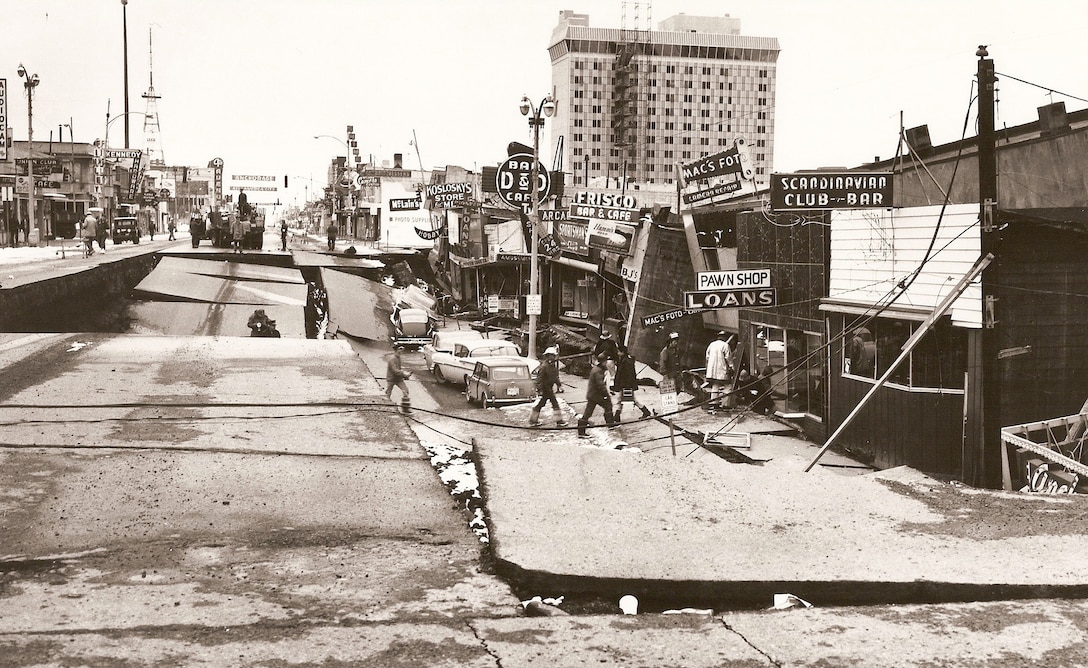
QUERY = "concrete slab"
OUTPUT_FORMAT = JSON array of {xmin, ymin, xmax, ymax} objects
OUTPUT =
[
  {"xmin": 0, "ymin": 334, "xmax": 408, "ymax": 459},
  {"xmin": 127, "ymin": 301, "xmax": 306, "ymax": 338},
  {"xmin": 322, "ymin": 267, "xmax": 394, "ymax": 341},
  {"xmin": 476, "ymin": 436, "xmax": 1088, "ymax": 607},
  {"xmin": 152, "ymin": 256, "xmax": 305, "ymax": 284},
  {"xmin": 132, "ymin": 258, "xmax": 307, "ymax": 306},
  {"xmin": 292, "ymin": 249, "xmax": 386, "ymax": 269}
]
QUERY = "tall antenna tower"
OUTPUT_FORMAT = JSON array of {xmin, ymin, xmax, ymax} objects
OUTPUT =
[{"xmin": 142, "ymin": 27, "xmax": 165, "ymax": 165}]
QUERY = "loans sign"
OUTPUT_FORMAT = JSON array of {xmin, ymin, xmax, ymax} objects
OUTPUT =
[
  {"xmin": 684, "ymin": 289, "xmax": 777, "ymax": 309},
  {"xmin": 770, "ymin": 172, "xmax": 892, "ymax": 211}
]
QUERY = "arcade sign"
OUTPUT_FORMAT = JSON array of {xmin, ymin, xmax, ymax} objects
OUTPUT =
[{"xmin": 770, "ymin": 172, "xmax": 893, "ymax": 211}]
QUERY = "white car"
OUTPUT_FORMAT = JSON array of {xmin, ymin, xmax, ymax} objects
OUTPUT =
[
  {"xmin": 422, "ymin": 330, "xmax": 487, "ymax": 371},
  {"xmin": 431, "ymin": 338, "xmax": 535, "ymax": 386}
]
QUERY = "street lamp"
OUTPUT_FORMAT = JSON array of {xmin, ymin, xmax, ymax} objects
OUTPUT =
[
  {"xmin": 520, "ymin": 93, "xmax": 556, "ymax": 360},
  {"xmin": 121, "ymin": 0, "xmax": 131, "ymax": 148},
  {"xmin": 17, "ymin": 64, "xmax": 40, "ymax": 244},
  {"xmin": 313, "ymin": 134, "xmax": 350, "ymax": 153}
]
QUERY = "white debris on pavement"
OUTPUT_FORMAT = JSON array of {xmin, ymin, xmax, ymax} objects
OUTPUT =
[{"xmin": 420, "ymin": 440, "xmax": 489, "ymax": 544}]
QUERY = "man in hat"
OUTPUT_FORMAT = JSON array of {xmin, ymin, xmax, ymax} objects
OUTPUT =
[
  {"xmin": 704, "ymin": 331, "xmax": 735, "ymax": 412},
  {"xmin": 659, "ymin": 331, "xmax": 683, "ymax": 392},
  {"xmin": 529, "ymin": 346, "xmax": 567, "ymax": 427}
]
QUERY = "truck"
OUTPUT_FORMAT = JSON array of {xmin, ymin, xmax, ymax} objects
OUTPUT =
[{"xmin": 205, "ymin": 209, "xmax": 265, "ymax": 250}]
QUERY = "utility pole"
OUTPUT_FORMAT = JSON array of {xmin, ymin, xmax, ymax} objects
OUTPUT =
[{"xmin": 974, "ymin": 46, "xmax": 1001, "ymax": 487}]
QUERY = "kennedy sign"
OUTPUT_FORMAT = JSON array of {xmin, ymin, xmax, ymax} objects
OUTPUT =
[{"xmin": 770, "ymin": 172, "xmax": 893, "ymax": 211}]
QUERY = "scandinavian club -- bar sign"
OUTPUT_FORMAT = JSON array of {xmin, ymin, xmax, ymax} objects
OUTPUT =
[
  {"xmin": 770, "ymin": 172, "xmax": 892, "ymax": 211},
  {"xmin": 683, "ymin": 269, "xmax": 776, "ymax": 309}
]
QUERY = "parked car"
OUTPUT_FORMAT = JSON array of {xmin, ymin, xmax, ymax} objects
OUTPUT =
[
  {"xmin": 431, "ymin": 338, "xmax": 530, "ymax": 386},
  {"xmin": 465, "ymin": 357, "xmax": 537, "ymax": 408},
  {"xmin": 113, "ymin": 216, "xmax": 140, "ymax": 244},
  {"xmin": 390, "ymin": 306, "xmax": 435, "ymax": 349},
  {"xmin": 422, "ymin": 329, "xmax": 487, "ymax": 371}
]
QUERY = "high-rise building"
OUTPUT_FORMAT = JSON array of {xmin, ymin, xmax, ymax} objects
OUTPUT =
[{"xmin": 548, "ymin": 10, "xmax": 779, "ymax": 191}]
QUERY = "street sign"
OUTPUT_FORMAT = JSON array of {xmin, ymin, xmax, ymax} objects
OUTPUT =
[
  {"xmin": 659, "ymin": 378, "xmax": 678, "ymax": 414},
  {"xmin": 495, "ymin": 153, "xmax": 550, "ymax": 211},
  {"xmin": 526, "ymin": 294, "xmax": 541, "ymax": 316}
]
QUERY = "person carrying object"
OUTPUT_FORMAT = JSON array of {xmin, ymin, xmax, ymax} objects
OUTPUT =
[{"xmin": 614, "ymin": 344, "xmax": 653, "ymax": 421}]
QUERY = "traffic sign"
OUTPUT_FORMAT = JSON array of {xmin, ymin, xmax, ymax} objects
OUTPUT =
[{"xmin": 495, "ymin": 153, "xmax": 550, "ymax": 211}]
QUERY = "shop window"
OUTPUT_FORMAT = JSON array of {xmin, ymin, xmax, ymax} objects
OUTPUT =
[
  {"xmin": 561, "ymin": 275, "xmax": 601, "ymax": 322},
  {"xmin": 842, "ymin": 316, "xmax": 966, "ymax": 391}
]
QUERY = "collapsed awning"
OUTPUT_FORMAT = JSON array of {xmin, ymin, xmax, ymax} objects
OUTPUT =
[{"xmin": 549, "ymin": 255, "xmax": 599, "ymax": 274}]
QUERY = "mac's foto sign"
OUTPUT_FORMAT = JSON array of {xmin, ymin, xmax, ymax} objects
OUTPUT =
[{"xmin": 770, "ymin": 172, "xmax": 892, "ymax": 211}]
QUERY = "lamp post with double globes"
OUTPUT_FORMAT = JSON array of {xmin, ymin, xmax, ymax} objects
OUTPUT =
[
  {"xmin": 17, "ymin": 64, "xmax": 40, "ymax": 244},
  {"xmin": 519, "ymin": 93, "xmax": 555, "ymax": 360}
]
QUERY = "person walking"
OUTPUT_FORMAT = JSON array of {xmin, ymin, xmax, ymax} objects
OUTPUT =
[
  {"xmin": 81, "ymin": 211, "xmax": 98, "ymax": 257},
  {"xmin": 8, "ymin": 214, "xmax": 19, "ymax": 247},
  {"xmin": 704, "ymin": 331, "xmax": 735, "ymax": 412},
  {"xmin": 577, "ymin": 353, "xmax": 617, "ymax": 437},
  {"xmin": 95, "ymin": 213, "xmax": 108, "ymax": 251},
  {"xmin": 614, "ymin": 344, "xmax": 652, "ymax": 421},
  {"xmin": 529, "ymin": 346, "xmax": 567, "ymax": 427},
  {"xmin": 167, "ymin": 215, "xmax": 176, "ymax": 241},
  {"xmin": 658, "ymin": 331, "xmax": 683, "ymax": 393},
  {"xmin": 326, "ymin": 221, "xmax": 338, "ymax": 252},
  {"xmin": 280, "ymin": 219, "xmax": 289, "ymax": 252},
  {"xmin": 385, "ymin": 345, "xmax": 411, "ymax": 412},
  {"xmin": 230, "ymin": 214, "xmax": 245, "ymax": 254}
]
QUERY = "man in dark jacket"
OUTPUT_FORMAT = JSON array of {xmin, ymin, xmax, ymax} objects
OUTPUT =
[
  {"xmin": 578, "ymin": 353, "xmax": 617, "ymax": 437},
  {"xmin": 385, "ymin": 345, "xmax": 411, "ymax": 412},
  {"xmin": 658, "ymin": 331, "xmax": 682, "ymax": 391},
  {"xmin": 529, "ymin": 346, "xmax": 567, "ymax": 427},
  {"xmin": 614, "ymin": 345, "xmax": 652, "ymax": 421}
]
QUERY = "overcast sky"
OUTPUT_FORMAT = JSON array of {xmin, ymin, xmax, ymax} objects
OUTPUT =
[{"xmin": 5, "ymin": 0, "xmax": 1086, "ymax": 204}]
